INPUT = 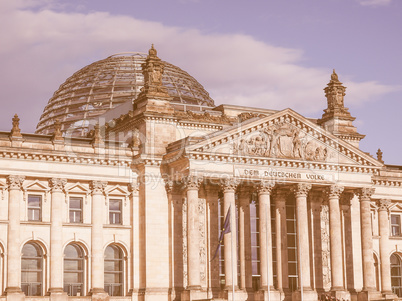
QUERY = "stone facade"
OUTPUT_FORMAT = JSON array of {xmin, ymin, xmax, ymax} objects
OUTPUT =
[{"xmin": 1, "ymin": 47, "xmax": 402, "ymax": 301}]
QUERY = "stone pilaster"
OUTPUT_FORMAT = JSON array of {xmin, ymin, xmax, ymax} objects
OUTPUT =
[
  {"xmin": 5, "ymin": 175, "xmax": 24, "ymax": 298},
  {"xmin": 129, "ymin": 181, "xmax": 140, "ymax": 300},
  {"xmin": 291, "ymin": 183, "xmax": 317, "ymax": 301},
  {"xmin": 377, "ymin": 199, "xmax": 395, "ymax": 297},
  {"xmin": 237, "ymin": 189, "xmax": 250, "ymax": 291},
  {"xmin": 89, "ymin": 180, "xmax": 108, "ymax": 299},
  {"xmin": 326, "ymin": 185, "xmax": 350, "ymax": 300},
  {"xmin": 49, "ymin": 178, "xmax": 68, "ymax": 300}
]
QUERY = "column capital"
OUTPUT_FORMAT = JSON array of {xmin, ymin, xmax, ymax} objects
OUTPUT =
[
  {"xmin": 182, "ymin": 175, "xmax": 202, "ymax": 191},
  {"xmin": 291, "ymin": 183, "xmax": 312, "ymax": 198},
  {"xmin": 326, "ymin": 185, "xmax": 344, "ymax": 199},
  {"xmin": 358, "ymin": 187, "xmax": 375, "ymax": 201},
  {"xmin": 378, "ymin": 199, "xmax": 392, "ymax": 212},
  {"xmin": 7, "ymin": 175, "xmax": 25, "ymax": 190},
  {"xmin": 340, "ymin": 191, "xmax": 354, "ymax": 207},
  {"xmin": 49, "ymin": 178, "xmax": 67, "ymax": 192},
  {"xmin": 257, "ymin": 181, "xmax": 275, "ymax": 195},
  {"xmin": 220, "ymin": 178, "xmax": 240, "ymax": 193},
  {"xmin": 90, "ymin": 180, "xmax": 107, "ymax": 195}
]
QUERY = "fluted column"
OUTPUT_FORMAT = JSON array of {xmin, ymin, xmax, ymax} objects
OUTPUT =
[
  {"xmin": 49, "ymin": 178, "xmax": 67, "ymax": 294},
  {"xmin": 273, "ymin": 189, "xmax": 288, "ymax": 292},
  {"xmin": 184, "ymin": 176, "xmax": 202, "ymax": 289},
  {"xmin": 90, "ymin": 180, "xmax": 107, "ymax": 294},
  {"xmin": 378, "ymin": 199, "xmax": 392, "ymax": 294},
  {"xmin": 292, "ymin": 183, "xmax": 312, "ymax": 290},
  {"xmin": 257, "ymin": 181, "xmax": 275, "ymax": 290},
  {"xmin": 5, "ymin": 175, "xmax": 24, "ymax": 294},
  {"xmin": 326, "ymin": 185, "xmax": 345, "ymax": 291},
  {"xmin": 358, "ymin": 187, "xmax": 376, "ymax": 291},
  {"xmin": 221, "ymin": 178, "xmax": 239, "ymax": 289}
]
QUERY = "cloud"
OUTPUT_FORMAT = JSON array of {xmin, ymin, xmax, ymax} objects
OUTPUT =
[
  {"xmin": 356, "ymin": 0, "xmax": 392, "ymax": 6},
  {"xmin": 0, "ymin": 1, "xmax": 399, "ymax": 133}
]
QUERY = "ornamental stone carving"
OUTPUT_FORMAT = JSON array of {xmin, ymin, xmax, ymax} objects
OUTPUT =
[
  {"xmin": 128, "ymin": 181, "xmax": 140, "ymax": 196},
  {"xmin": 220, "ymin": 178, "xmax": 240, "ymax": 193},
  {"xmin": 90, "ymin": 181, "xmax": 107, "ymax": 195},
  {"xmin": 358, "ymin": 187, "xmax": 375, "ymax": 201},
  {"xmin": 326, "ymin": 185, "xmax": 344, "ymax": 199},
  {"xmin": 378, "ymin": 199, "xmax": 391, "ymax": 212},
  {"xmin": 340, "ymin": 192, "xmax": 354, "ymax": 207},
  {"xmin": 232, "ymin": 121, "xmax": 331, "ymax": 162},
  {"xmin": 183, "ymin": 176, "xmax": 202, "ymax": 191},
  {"xmin": 291, "ymin": 183, "xmax": 312, "ymax": 198},
  {"xmin": 7, "ymin": 175, "xmax": 25, "ymax": 190},
  {"xmin": 320, "ymin": 200, "xmax": 331, "ymax": 289},
  {"xmin": 257, "ymin": 181, "xmax": 275, "ymax": 195},
  {"xmin": 49, "ymin": 178, "xmax": 67, "ymax": 192}
]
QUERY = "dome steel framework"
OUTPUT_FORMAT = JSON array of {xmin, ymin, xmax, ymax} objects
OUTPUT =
[{"xmin": 36, "ymin": 52, "xmax": 214, "ymax": 136}]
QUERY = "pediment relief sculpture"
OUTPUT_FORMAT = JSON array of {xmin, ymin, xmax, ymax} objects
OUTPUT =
[
  {"xmin": 188, "ymin": 110, "xmax": 380, "ymax": 167},
  {"xmin": 232, "ymin": 122, "xmax": 332, "ymax": 162}
]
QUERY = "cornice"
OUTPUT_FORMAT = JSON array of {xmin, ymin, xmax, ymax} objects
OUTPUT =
[
  {"xmin": 372, "ymin": 178, "xmax": 402, "ymax": 187},
  {"xmin": 186, "ymin": 151, "xmax": 380, "ymax": 175},
  {"xmin": 0, "ymin": 149, "xmax": 132, "ymax": 167}
]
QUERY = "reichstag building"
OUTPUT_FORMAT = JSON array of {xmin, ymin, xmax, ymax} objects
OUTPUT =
[{"xmin": 1, "ymin": 46, "xmax": 402, "ymax": 301}]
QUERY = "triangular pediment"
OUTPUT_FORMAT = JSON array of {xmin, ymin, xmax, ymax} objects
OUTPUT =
[
  {"xmin": 23, "ymin": 180, "xmax": 49, "ymax": 191},
  {"xmin": 65, "ymin": 183, "xmax": 89, "ymax": 194},
  {"xmin": 105, "ymin": 185, "xmax": 129, "ymax": 196},
  {"xmin": 186, "ymin": 108, "xmax": 382, "ymax": 167}
]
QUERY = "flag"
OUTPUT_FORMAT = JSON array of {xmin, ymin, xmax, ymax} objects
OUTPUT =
[{"xmin": 211, "ymin": 206, "xmax": 231, "ymax": 261}]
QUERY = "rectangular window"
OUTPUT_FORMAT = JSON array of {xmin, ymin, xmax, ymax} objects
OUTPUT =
[
  {"xmin": 391, "ymin": 214, "xmax": 401, "ymax": 236},
  {"xmin": 109, "ymin": 199, "xmax": 122, "ymax": 225},
  {"xmin": 69, "ymin": 197, "xmax": 83, "ymax": 223},
  {"xmin": 28, "ymin": 195, "xmax": 42, "ymax": 221}
]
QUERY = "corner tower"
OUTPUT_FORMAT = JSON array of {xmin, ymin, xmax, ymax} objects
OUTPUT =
[{"xmin": 318, "ymin": 70, "xmax": 365, "ymax": 148}]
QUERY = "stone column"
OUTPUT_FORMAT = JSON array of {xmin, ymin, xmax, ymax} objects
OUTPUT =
[
  {"xmin": 257, "ymin": 181, "xmax": 275, "ymax": 291},
  {"xmin": 237, "ymin": 190, "xmax": 250, "ymax": 290},
  {"xmin": 49, "ymin": 178, "xmax": 68, "ymax": 298},
  {"xmin": 184, "ymin": 176, "xmax": 202, "ymax": 290},
  {"xmin": 89, "ymin": 181, "xmax": 107, "ymax": 297},
  {"xmin": 358, "ymin": 187, "xmax": 376, "ymax": 293},
  {"xmin": 221, "ymin": 178, "xmax": 239, "ymax": 290},
  {"xmin": 273, "ymin": 189, "xmax": 288, "ymax": 292},
  {"xmin": 5, "ymin": 175, "xmax": 24, "ymax": 296},
  {"xmin": 327, "ymin": 185, "xmax": 350, "ymax": 300},
  {"xmin": 291, "ymin": 183, "xmax": 317, "ymax": 301},
  {"xmin": 377, "ymin": 199, "xmax": 393, "ymax": 295},
  {"xmin": 326, "ymin": 185, "xmax": 345, "ymax": 290},
  {"xmin": 129, "ymin": 181, "xmax": 140, "ymax": 298}
]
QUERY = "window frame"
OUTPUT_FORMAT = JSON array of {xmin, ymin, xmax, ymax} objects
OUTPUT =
[
  {"xmin": 21, "ymin": 242, "xmax": 44, "ymax": 296},
  {"xmin": 391, "ymin": 214, "xmax": 401, "ymax": 237},
  {"xmin": 104, "ymin": 245, "xmax": 125, "ymax": 296},
  {"xmin": 63, "ymin": 243, "xmax": 86, "ymax": 296},
  {"xmin": 108, "ymin": 198, "xmax": 122, "ymax": 225},
  {"xmin": 27, "ymin": 194, "xmax": 42, "ymax": 222},
  {"xmin": 69, "ymin": 196, "xmax": 83, "ymax": 223}
]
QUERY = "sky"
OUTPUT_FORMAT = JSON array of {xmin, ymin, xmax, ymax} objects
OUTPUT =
[{"xmin": 0, "ymin": 0, "xmax": 401, "ymax": 163}]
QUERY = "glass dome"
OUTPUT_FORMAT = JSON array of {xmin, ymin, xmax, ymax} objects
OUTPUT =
[{"xmin": 36, "ymin": 52, "xmax": 214, "ymax": 136}]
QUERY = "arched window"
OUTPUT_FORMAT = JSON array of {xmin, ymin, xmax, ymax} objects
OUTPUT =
[
  {"xmin": 104, "ymin": 245, "xmax": 124, "ymax": 296},
  {"xmin": 21, "ymin": 242, "xmax": 43, "ymax": 296},
  {"xmin": 391, "ymin": 253, "xmax": 402, "ymax": 297},
  {"xmin": 64, "ymin": 244, "xmax": 85, "ymax": 296}
]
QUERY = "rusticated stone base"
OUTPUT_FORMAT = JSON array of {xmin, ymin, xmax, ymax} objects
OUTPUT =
[
  {"xmin": 89, "ymin": 288, "xmax": 109, "ymax": 301},
  {"xmin": 5, "ymin": 288, "xmax": 24, "ymax": 301},
  {"xmin": 292, "ymin": 288, "xmax": 318, "ymax": 301},
  {"xmin": 357, "ymin": 290, "xmax": 383, "ymax": 301},
  {"xmin": 330, "ymin": 289, "xmax": 351, "ymax": 301},
  {"xmin": 181, "ymin": 288, "xmax": 209, "ymax": 301},
  {"xmin": 218, "ymin": 289, "xmax": 248, "ymax": 301},
  {"xmin": 49, "ymin": 289, "xmax": 68, "ymax": 301},
  {"xmin": 255, "ymin": 288, "xmax": 284, "ymax": 301}
]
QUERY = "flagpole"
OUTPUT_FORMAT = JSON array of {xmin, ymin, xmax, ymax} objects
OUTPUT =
[
  {"xmin": 265, "ymin": 204, "xmax": 271, "ymax": 301},
  {"xmin": 231, "ymin": 205, "xmax": 235, "ymax": 301}
]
